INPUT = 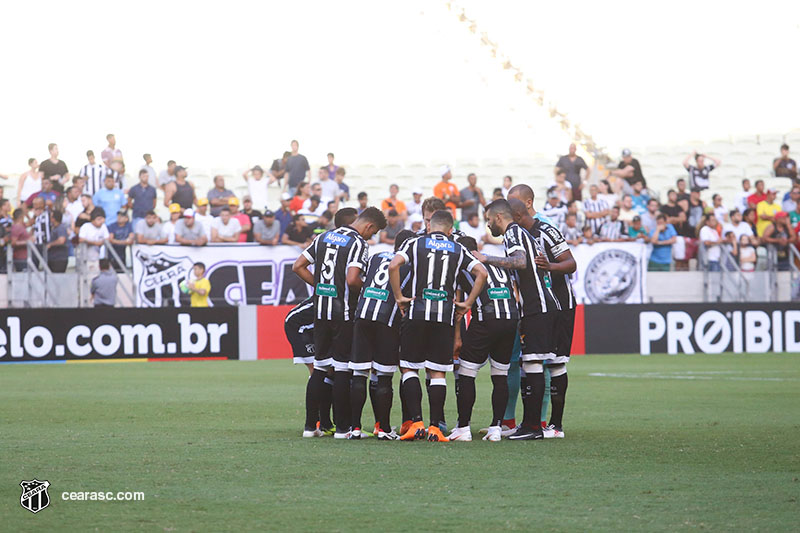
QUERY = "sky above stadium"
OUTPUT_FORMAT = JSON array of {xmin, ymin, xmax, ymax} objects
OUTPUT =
[{"xmin": 1, "ymin": 0, "xmax": 797, "ymax": 173}]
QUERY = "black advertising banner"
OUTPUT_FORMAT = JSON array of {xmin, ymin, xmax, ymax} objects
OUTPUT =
[
  {"xmin": 584, "ymin": 303, "xmax": 800, "ymax": 355},
  {"xmin": 0, "ymin": 308, "xmax": 238, "ymax": 363}
]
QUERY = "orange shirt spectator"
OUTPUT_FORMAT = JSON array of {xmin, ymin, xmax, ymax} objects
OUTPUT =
[
  {"xmin": 433, "ymin": 165, "xmax": 459, "ymax": 217},
  {"xmin": 381, "ymin": 184, "xmax": 407, "ymax": 217}
]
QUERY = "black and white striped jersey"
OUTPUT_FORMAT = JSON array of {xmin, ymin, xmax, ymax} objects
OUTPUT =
[
  {"xmin": 583, "ymin": 197, "xmax": 609, "ymax": 234},
  {"xmin": 599, "ymin": 219, "xmax": 626, "ymax": 241},
  {"xmin": 458, "ymin": 263, "xmax": 518, "ymax": 321},
  {"xmin": 355, "ymin": 252, "xmax": 410, "ymax": 327},
  {"xmin": 301, "ymin": 226, "xmax": 369, "ymax": 322},
  {"xmin": 530, "ymin": 217, "xmax": 576, "ymax": 311},
  {"xmin": 80, "ymin": 164, "xmax": 124, "ymax": 195},
  {"xmin": 33, "ymin": 208, "xmax": 51, "ymax": 246},
  {"xmin": 397, "ymin": 231, "xmax": 480, "ymax": 325},
  {"xmin": 541, "ymin": 201, "xmax": 568, "ymax": 230},
  {"xmin": 416, "ymin": 228, "xmax": 467, "ymax": 242},
  {"xmin": 502, "ymin": 222, "xmax": 559, "ymax": 316},
  {"xmin": 284, "ymin": 296, "xmax": 314, "ymax": 336}
]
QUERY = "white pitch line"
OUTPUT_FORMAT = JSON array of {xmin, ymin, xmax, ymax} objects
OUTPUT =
[{"xmin": 587, "ymin": 372, "xmax": 799, "ymax": 382}]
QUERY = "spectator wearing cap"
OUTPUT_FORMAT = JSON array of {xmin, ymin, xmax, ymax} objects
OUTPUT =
[
  {"xmin": 460, "ymin": 211, "xmax": 486, "ymax": 249},
  {"xmin": 407, "ymin": 188, "xmax": 424, "ymax": 221},
  {"xmin": 433, "ymin": 165, "xmax": 460, "ymax": 217},
  {"xmin": 627, "ymin": 215, "xmax": 648, "ymax": 241},
  {"xmin": 763, "ymin": 212, "xmax": 796, "ymax": 270},
  {"xmin": 253, "ymin": 210, "xmax": 280, "ymax": 245},
  {"xmin": 243, "ymin": 165, "xmax": 270, "ymax": 214},
  {"xmin": 166, "ymin": 165, "xmax": 195, "ymax": 209},
  {"xmin": 381, "ymin": 184, "xmax": 408, "ymax": 220},
  {"xmin": 747, "ymin": 179, "xmax": 767, "ymax": 209},
  {"xmin": 334, "ymin": 167, "xmax": 349, "ymax": 203},
  {"xmin": 281, "ymin": 214, "xmax": 313, "ymax": 247},
  {"xmin": 46, "ymin": 210, "xmax": 69, "ymax": 272},
  {"xmin": 380, "ymin": 209, "xmax": 405, "ymax": 245},
  {"xmin": 276, "ymin": 193, "xmax": 294, "ymax": 236},
  {"xmin": 270, "ymin": 151, "xmax": 291, "ymax": 187},
  {"xmin": 773, "ymin": 144, "xmax": 797, "ymax": 183},
  {"xmin": 501, "ymin": 176, "xmax": 513, "ymax": 199},
  {"xmin": 682, "ymin": 151, "xmax": 721, "ymax": 191},
  {"xmin": 649, "ymin": 214, "xmax": 677, "ymax": 271},
  {"xmin": 756, "ymin": 189, "xmax": 782, "ymax": 236},
  {"xmin": 228, "ymin": 197, "xmax": 250, "ymax": 243},
  {"xmin": 194, "ymin": 198, "xmax": 214, "ymax": 240},
  {"xmin": 174, "ymin": 209, "xmax": 208, "ymax": 246},
  {"xmin": 93, "ymin": 174, "xmax": 126, "ymax": 226},
  {"xmin": 211, "ymin": 207, "xmax": 242, "ymax": 243},
  {"xmin": 408, "ymin": 212, "xmax": 424, "ymax": 233},
  {"xmin": 316, "ymin": 165, "xmax": 340, "ymax": 208},
  {"xmin": 541, "ymin": 188, "xmax": 568, "ymax": 229},
  {"xmin": 241, "ymin": 195, "xmax": 262, "ymax": 242},
  {"xmin": 460, "ymin": 173, "xmax": 485, "ymax": 222},
  {"xmin": 78, "ymin": 208, "xmax": 110, "ymax": 273},
  {"xmin": 290, "ymin": 182, "xmax": 310, "ymax": 213},
  {"xmin": 91, "ymin": 259, "xmax": 117, "ymax": 307},
  {"xmin": 207, "ymin": 175, "xmax": 235, "ymax": 217},
  {"xmin": 107, "ymin": 210, "xmax": 134, "ymax": 270},
  {"xmin": 285, "ymin": 140, "xmax": 311, "ymax": 195},
  {"xmin": 128, "ymin": 168, "xmax": 157, "ymax": 230},
  {"xmin": 555, "ymin": 143, "xmax": 590, "ymax": 201},
  {"xmin": 136, "ymin": 210, "xmax": 168, "ymax": 245},
  {"xmin": 610, "ymin": 149, "xmax": 646, "ymax": 193}
]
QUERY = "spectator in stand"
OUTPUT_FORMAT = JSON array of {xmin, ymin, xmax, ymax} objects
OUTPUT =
[
  {"xmin": 253, "ymin": 210, "xmax": 280, "ymax": 245},
  {"xmin": 166, "ymin": 166, "xmax": 195, "ymax": 209},
  {"xmin": 736, "ymin": 179, "xmax": 752, "ymax": 213},
  {"xmin": 28, "ymin": 175, "xmax": 60, "ymax": 208},
  {"xmin": 75, "ymin": 194, "xmax": 95, "ymax": 230},
  {"xmin": 739, "ymin": 235, "xmax": 757, "ymax": 272},
  {"xmin": 724, "ymin": 209, "xmax": 754, "ymax": 241},
  {"xmin": 45, "ymin": 210, "xmax": 69, "ymax": 272},
  {"xmin": 0, "ymin": 200, "xmax": 12, "ymax": 270},
  {"xmin": 541, "ymin": 188, "xmax": 568, "ymax": 229},
  {"xmin": 325, "ymin": 153, "xmax": 338, "ymax": 180},
  {"xmin": 460, "ymin": 173, "xmax": 485, "ymax": 222},
  {"xmin": 17, "ymin": 158, "xmax": 42, "ymax": 207},
  {"xmin": 756, "ymin": 189, "xmax": 782, "ymax": 236},
  {"xmin": 299, "ymin": 195, "xmax": 325, "ymax": 222},
  {"xmin": 281, "ymin": 214, "xmax": 313, "ymax": 247},
  {"xmin": 91, "ymin": 259, "xmax": 117, "ymax": 307},
  {"xmin": 208, "ymin": 175, "xmax": 235, "ymax": 217},
  {"xmin": 162, "ymin": 203, "xmax": 183, "ymax": 244},
  {"xmin": 562, "ymin": 213, "xmax": 582, "ymax": 245},
  {"xmin": 194, "ymin": 199, "xmax": 214, "ymax": 241},
  {"xmin": 460, "ymin": 212, "xmax": 486, "ymax": 248},
  {"xmin": 128, "ymin": 169, "xmax": 157, "ymax": 230},
  {"xmin": 64, "ymin": 185, "xmax": 83, "ymax": 230},
  {"xmin": 93, "ymin": 175, "xmax": 126, "ymax": 225},
  {"xmin": 315, "ymin": 166, "xmax": 340, "ymax": 207},
  {"xmin": 583, "ymin": 184, "xmax": 610, "ymax": 235},
  {"xmin": 211, "ymin": 207, "xmax": 242, "ymax": 243},
  {"xmin": 241, "ymin": 196, "xmax": 262, "ymax": 242},
  {"xmin": 10, "ymin": 209, "xmax": 29, "ymax": 271},
  {"xmin": 763, "ymin": 212, "xmax": 796, "ymax": 270},
  {"xmin": 683, "ymin": 151, "xmax": 721, "ymax": 191},
  {"xmin": 107, "ymin": 210, "xmax": 134, "ymax": 270},
  {"xmin": 101, "ymin": 134, "xmax": 122, "ymax": 168},
  {"xmin": 407, "ymin": 188, "xmax": 423, "ymax": 221},
  {"xmin": 687, "ymin": 188, "xmax": 706, "ymax": 229},
  {"xmin": 408, "ymin": 213, "xmax": 424, "ymax": 233},
  {"xmin": 556, "ymin": 143, "xmax": 590, "ymax": 201},
  {"xmin": 581, "ymin": 225, "xmax": 595, "ymax": 244},
  {"xmin": 227, "ymin": 197, "xmax": 250, "ymax": 243},
  {"xmin": 742, "ymin": 208, "xmax": 760, "ymax": 243},
  {"xmin": 501, "ymin": 175, "xmax": 513, "ymax": 199},
  {"xmin": 550, "ymin": 168, "xmax": 573, "ymax": 203},
  {"xmin": 773, "ymin": 144, "xmax": 797, "ymax": 183},
  {"xmin": 310, "ymin": 210, "xmax": 334, "ymax": 235},
  {"xmin": 289, "ymin": 182, "xmax": 310, "ymax": 213},
  {"xmin": 649, "ymin": 214, "xmax": 677, "ymax": 271},
  {"xmin": 141, "ymin": 153, "xmax": 157, "ymax": 187},
  {"xmin": 286, "ymin": 140, "xmax": 311, "ymax": 195},
  {"xmin": 598, "ymin": 206, "xmax": 626, "ymax": 241},
  {"xmin": 136, "ymin": 210, "xmax": 168, "ymax": 245},
  {"xmin": 747, "ymin": 179, "xmax": 767, "ymax": 209},
  {"xmin": 305, "ymin": 183, "xmax": 323, "ymax": 208},
  {"xmin": 159, "ymin": 160, "xmax": 177, "ymax": 191},
  {"xmin": 661, "ymin": 190, "xmax": 687, "ymax": 233},
  {"xmin": 698, "ymin": 213, "xmax": 722, "ymax": 271},
  {"xmin": 270, "ymin": 151, "xmax": 291, "ymax": 187},
  {"xmin": 610, "ymin": 148, "xmax": 646, "ymax": 193},
  {"xmin": 790, "ymin": 199, "xmax": 800, "ymax": 227},
  {"xmin": 566, "ymin": 200, "xmax": 585, "ymax": 231},
  {"xmin": 598, "ymin": 179, "xmax": 618, "ymax": 209},
  {"xmin": 630, "ymin": 181, "xmax": 649, "ymax": 215},
  {"xmin": 381, "ymin": 184, "xmax": 407, "ymax": 219},
  {"xmin": 712, "ymin": 194, "xmax": 729, "ymax": 223},
  {"xmin": 79, "ymin": 208, "xmax": 110, "ymax": 272},
  {"xmin": 627, "ymin": 215, "xmax": 648, "ymax": 241},
  {"xmin": 675, "ymin": 178, "xmax": 690, "ymax": 203},
  {"xmin": 641, "ymin": 198, "xmax": 659, "ymax": 235},
  {"xmin": 433, "ymin": 165, "xmax": 460, "ymax": 217},
  {"xmin": 618, "ymin": 194, "xmax": 637, "ymax": 223},
  {"xmin": 356, "ymin": 191, "xmax": 368, "ymax": 215},
  {"xmin": 721, "ymin": 230, "xmax": 739, "ymax": 271},
  {"xmin": 782, "ymin": 185, "xmax": 799, "ymax": 213},
  {"xmin": 276, "ymin": 193, "xmax": 293, "ymax": 236},
  {"xmin": 334, "ymin": 167, "xmax": 349, "ymax": 203},
  {"xmin": 380, "ymin": 209, "xmax": 405, "ymax": 245},
  {"xmin": 242, "ymin": 165, "xmax": 270, "ymax": 213},
  {"xmin": 39, "ymin": 143, "xmax": 70, "ymax": 192},
  {"xmin": 491, "ymin": 187, "xmax": 504, "ymax": 201},
  {"xmin": 174, "ymin": 209, "xmax": 208, "ymax": 247}
]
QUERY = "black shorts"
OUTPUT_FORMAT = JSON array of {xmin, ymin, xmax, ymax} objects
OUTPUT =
[
  {"xmin": 313, "ymin": 319, "xmax": 353, "ymax": 371},
  {"xmin": 519, "ymin": 312, "xmax": 556, "ymax": 362},
  {"xmin": 400, "ymin": 319, "xmax": 455, "ymax": 372},
  {"xmin": 351, "ymin": 320, "xmax": 400, "ymax": 373},
  {"xmin": 552, "ymin": 307, "xmax": 575, "ymax": 363},
  {"xmin": 285, "ymin": 321, "xmax": 315, "ymax": 365},
  {"xmin": 460, "ymin": 318, "xmax": 518, "ymax": 373}
]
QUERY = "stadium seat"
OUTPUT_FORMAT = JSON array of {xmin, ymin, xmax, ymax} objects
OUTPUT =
[{"xmin": 758, "ymin": 133, "xmax": 785, "ymax": 146}]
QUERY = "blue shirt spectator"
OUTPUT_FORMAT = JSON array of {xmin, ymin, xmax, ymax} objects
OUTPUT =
[
  {"xmin": 93, "ymin": 179, "xmax": 126, "ymax": 225},
  {"xmin": 128, "ymin": 175, "xmax": 157, "ymax": 223},
  {"xmin": 649, "ymin": 221, "xmax": 677, "ymax": 270},
  {"xmin": 107, "ymin": 213, "xmax": 134, "ymax": 270}
]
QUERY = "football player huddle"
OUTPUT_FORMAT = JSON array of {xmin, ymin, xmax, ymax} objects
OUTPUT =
[{"xmin": 287, "ymin": 186, "xmax": 576, "ymax": 442}]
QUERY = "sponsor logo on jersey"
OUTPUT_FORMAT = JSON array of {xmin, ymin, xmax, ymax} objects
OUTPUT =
[
  {"xmin": 323, "ymin": 232, "xmax": 352, "ymax": 247},
  {"xmin": 364, "ymin": 287, "xmax": 389, "ymax": 301},
  {"xmin": 584, "ymin": 249, "xmax": 639, "ymax": 304},
  {"xmin": 378, "ymin": 252, "xmax": 394, "ymax": 260},
  {"xmin": 422, "ymin": 288, "xmax": 448, "ymax": 301},
  {"xmin": 315, "ymin": 283, "xmax": 338, "ymax": 297},
  {"xmin": 488, "ymin": 287, "xmax": 511, "ymax": 300},
  {"xmin": 425, "ymin": 238, "xmax": 455, "ymax": 253}
]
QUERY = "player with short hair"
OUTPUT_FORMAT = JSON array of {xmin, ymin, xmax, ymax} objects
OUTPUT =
[
  {"xmin": 449, "ymin": 236, "xmax": 519, "ymax": 442},
  {"xmin": 475, "ymin": 199, "xmax": 560, "ymax": 440},
  {"xmin": 389, "ymin": 210, "xmax": 487, "ymax": 442},
  {"xmin": 349, "ymin": 229, "xmax": 416, "ymax": 440},
  {"xmin": 292, "ymin": 207, "xmax": 386, "ymax": 438}
]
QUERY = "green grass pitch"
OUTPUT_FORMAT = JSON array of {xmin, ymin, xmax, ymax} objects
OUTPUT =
[{"xmin": 2, "ymin": 353, "xmax": 799, "ymax": 531}]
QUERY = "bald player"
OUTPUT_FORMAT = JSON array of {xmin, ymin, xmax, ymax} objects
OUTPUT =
[{"xmin": 508, "ymin": 185, "xmax": 577, "ymax": 438}]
